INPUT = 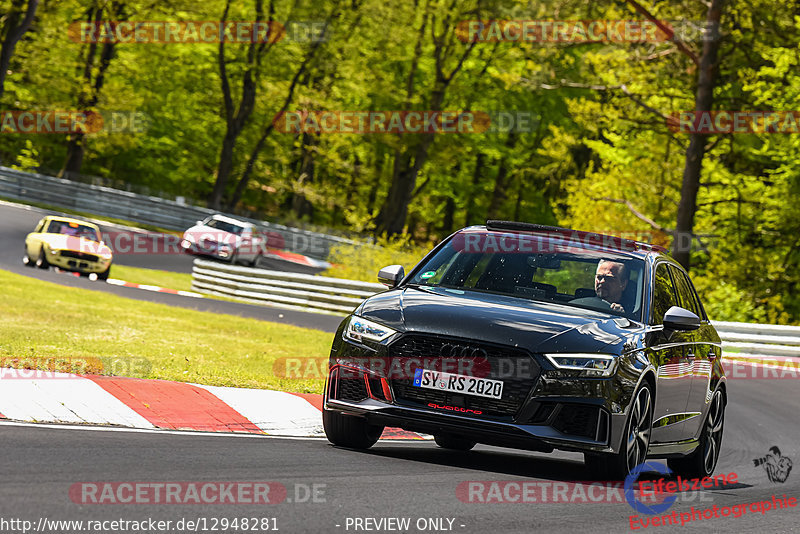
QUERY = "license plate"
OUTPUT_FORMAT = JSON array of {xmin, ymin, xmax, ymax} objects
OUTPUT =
[{"xmin": 413, "ymin": 369, "xmax": 503, "ymax": 399}]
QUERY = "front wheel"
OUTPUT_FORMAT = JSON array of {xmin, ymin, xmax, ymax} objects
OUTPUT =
[
  {"xmin": 23, "ymin": 248, "xmax": 35, "ymax": 267},
  {"xmin": 587, "ymin": 382, "xmax": 654, "ymax": 480},
  {"xmin": 322, "ymin": 409, "xmax": 383, "ymax": 450},
  {"xmin": 668, "ymin": 389, "xmax": 725, "ymax": 478},
  {"xmin": 35, "ymin": 248, "xmax": 50, "ymax": 269},
  {"xmin": 97, "ymin": 263, "xmax": 111, "ymax": 281}
]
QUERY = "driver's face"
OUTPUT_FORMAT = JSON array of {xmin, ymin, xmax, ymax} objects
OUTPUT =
[{"xmin": 595, "ymin": 262, "xmax": 627, "ymax": 303}]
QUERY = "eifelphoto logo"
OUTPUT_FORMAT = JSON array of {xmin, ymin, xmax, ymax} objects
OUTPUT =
[
  {"xmin": 753, "ymin": 446, "xmax": 793, "ymax": 483},
  {"xmin": 624, "ymin": 462, "xmax": 737, "ymax": 515}
]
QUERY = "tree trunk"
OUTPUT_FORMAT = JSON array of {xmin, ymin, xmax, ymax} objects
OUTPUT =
[
  {"xmin": 464, "ymin": 152, "xmax": 485, "ymax": 225},
  {"xmin": 0, "ymin": 0, "xmax": 38, "ymax": 100},
  {"xmin": 486, "ymin": 132, "xmax": 517, "ymax": 219},
  {"xmin": 672, "ymin": 0, "xmax": 725, "ymax": 269},
  {"xmin": 208, "ymin": 0, "xmax": 268, "ymax": 210}
]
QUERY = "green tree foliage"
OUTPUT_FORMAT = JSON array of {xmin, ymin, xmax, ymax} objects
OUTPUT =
[{"xmin": 1, "ymin": 0, "xmax": 799, "ymax": 323}]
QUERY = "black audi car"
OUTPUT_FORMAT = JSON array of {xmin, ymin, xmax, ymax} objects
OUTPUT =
[{"xmin": 323, "ymin": 221, "xmax": 726, "ymax": 479}]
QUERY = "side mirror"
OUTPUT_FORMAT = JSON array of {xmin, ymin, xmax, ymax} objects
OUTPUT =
[
  {"xmin": 377, "ymin": 265, "xmax": 405, "ymax": 288},
  {"xmin": 662, "ymin": 306, "xmax": 700, "ymax": 331}
]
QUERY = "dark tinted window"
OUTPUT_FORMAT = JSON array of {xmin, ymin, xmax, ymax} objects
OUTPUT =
[
  {"xmin": 651, "ymin": 263, "xmax": 678, "ymax": 324},
  {"xmin": 670, "ymin": 266, "xmax": 704, "ymax": 319}
]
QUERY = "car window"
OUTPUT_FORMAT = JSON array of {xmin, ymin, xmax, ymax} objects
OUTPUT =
[
  {"xmin": 650, "ymin": 263, "xmax": 678, "ymax": 325},
  {"xmin": 45, "ymin": 220, "xmax": 100, "ymax": 242},
  {"xmin": 669, "ymin": 265, "xmax": 701, "ymax": 318},
  {"xmin": 671, "ymin": 267, "xmax": 706, "ymax": 320},
  {"xmin": 407, "ymin": 233, "xmax": 644, "ymax": 320},
  {"xmin": 205, "ymin": 218, "xmax": 244, "ymax": 235}
]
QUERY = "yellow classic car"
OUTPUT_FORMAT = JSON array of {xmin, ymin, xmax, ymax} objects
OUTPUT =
[{"xmin": 23, "ymin": 216, "xmax": 113, "ymax": 280}]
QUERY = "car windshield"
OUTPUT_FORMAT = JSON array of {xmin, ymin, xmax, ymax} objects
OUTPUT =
[
  {"xmin": 205, "ymin": 218, "xmax": 245, "ymax": 235},
  {"xmin": 46, "ymin": 220, "xmax": 100, "ymax": 242},
  {"xmin": 407, "ymin": 231, "xmax": 645, "ymax": 321}
]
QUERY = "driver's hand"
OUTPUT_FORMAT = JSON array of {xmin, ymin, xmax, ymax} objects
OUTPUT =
[{"xmin": 610, "ymin": 302, "xmax": 625, "ymax": 312}]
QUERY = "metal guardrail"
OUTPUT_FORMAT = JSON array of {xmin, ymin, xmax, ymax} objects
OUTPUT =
[
  {"xmin": 714, "ymin": 321, "xmax": 800, "ymax": 360},
  {"xmin": 191, "ymin": 258, "xmax": 384, "ymax": 315},
  {"xmin": 0, "ymin": 166, "xmax": 359, "ymax": 260}
]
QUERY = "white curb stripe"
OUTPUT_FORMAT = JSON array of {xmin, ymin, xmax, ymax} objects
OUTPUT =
[
  {"xmin": 196, "ymin": 384, "xmax": 323, "ymax": 437},
  {"xmin": 0, "ymin": 371, "xmax": 154, "ymax": 428}
]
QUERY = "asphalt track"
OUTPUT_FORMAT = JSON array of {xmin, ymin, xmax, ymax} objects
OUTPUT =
[
  {"xmin": 0, "ymin": 201, "xmax": 341, "ymax": 332},
  {"xmin": 0, "ymin": 376, "xmax": 798, "ymax": 533}
]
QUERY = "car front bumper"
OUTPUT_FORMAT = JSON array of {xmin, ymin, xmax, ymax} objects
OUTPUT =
[
  {"xmin": 47, "ymin": 251, "xmax": 111, "ymax": 273},
  {"xmin": 324, "ymin": 334, "xmax": 646, "ymax": 455}
]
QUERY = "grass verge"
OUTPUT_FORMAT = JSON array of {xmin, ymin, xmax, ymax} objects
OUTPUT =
[{"xmin": 0, "ymin": 268, "xmax": 332, "ymax": 393}]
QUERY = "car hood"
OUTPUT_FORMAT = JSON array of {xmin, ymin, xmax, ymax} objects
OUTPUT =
[
  {"xmin": 357, "ymin": 286, "xmax": 641, "ymax": 354},
  {"xmin": 41, "ymin": 234, "xmax": 111, "ymax": 255}
]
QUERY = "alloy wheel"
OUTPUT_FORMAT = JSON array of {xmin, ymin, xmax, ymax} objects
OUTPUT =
[{"xmin": 626, "ymin": 386, "xmax": 653, "ymax": 472}]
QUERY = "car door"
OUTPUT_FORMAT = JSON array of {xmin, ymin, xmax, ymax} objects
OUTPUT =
[
  {"xmin": 670, "ymin": 266, "xmax": 717, "ymax": 438},
  {"xmin": 647, "ymin": 262, "xmax": 694, "ymax": 444}
]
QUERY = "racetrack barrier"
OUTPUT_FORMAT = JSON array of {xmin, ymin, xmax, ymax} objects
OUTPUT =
[
  {"xmin": 0, "ymin": 166, "xmax": 359, "ymax": 260},
  {"xmin": 190, "ymin": 258, "xmax": 385, "ymax": 315},
  {"xmin": 714, "ymin": 321, "xmax": 800, "ymax": 360}
]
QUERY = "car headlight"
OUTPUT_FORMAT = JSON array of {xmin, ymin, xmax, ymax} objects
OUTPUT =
[
  {"xmin": 544, "ymin": 353, "xmax": 617, "ymax": 377},
  {"xmin": 344, "ymin": 316, "xmax": 397, "ymax": 343},
  {"xmin": 100, "ymin": 251, "xmax": 113, "ymax": 260},
  {"xmin": 48, "ymin": 247, "xmax": 58, "ymax": 255}
]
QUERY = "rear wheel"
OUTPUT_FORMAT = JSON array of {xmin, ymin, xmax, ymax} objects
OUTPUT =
[
  {"xmin": 668, "ymin": 389, "xmax": 725, "ymax": 478},
  {"xmin": 322, "ymin": 409, "xmax": 383, "ymax": 449},
  {"xmin": 434, "ymin": 434, "xmax": 476, "ymax": 451},
  {"xmin": 35, "ymin": 248, "xmax": 50, "ymax": 269}
]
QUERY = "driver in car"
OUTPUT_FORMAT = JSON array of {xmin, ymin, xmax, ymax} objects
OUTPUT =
[{"xmin": 571, "ymin": 259, "xmax": 630, "ymax": 313}]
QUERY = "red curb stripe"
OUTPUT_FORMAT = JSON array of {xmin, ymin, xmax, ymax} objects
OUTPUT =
[
  {"xmin": 89, "ymin": 376, "xmax": 262, "ymax": 433},
  {"xmin": 288, "ymin": 392, "xmax": 425, "ymax": 440}
]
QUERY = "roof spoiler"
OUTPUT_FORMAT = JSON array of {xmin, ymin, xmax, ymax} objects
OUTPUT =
[{"xmin": 485, "ymin": 220, "xmax": 668, "ymax": 254}]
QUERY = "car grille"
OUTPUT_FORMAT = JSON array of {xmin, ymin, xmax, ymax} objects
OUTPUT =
[
  {"xmin": 552, "ymin": 404, "xmax": 601, "ymax": 439},
  {"xmin": 388, "ymin": 335, "xmax": 539, "ymax": 419},
  {"xmin": 60, "ymin": 250, "xmax": 99, "ymax": 262},
  {"xmin": 335, "ymin": 375, "xmax": 368, "ymax": 403}
]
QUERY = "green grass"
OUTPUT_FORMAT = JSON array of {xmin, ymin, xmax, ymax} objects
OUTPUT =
[
  {"xmin": 111, "ymin": 264, "xmax": 194, "ymax": 292},
  {"xmin": 0, "ymin": 268, "xmax": 332, "ymax": 393}
]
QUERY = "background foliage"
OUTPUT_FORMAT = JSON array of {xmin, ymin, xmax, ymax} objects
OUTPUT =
[{"xmin": 1, "ymin": 0, "xmax": 799, "ymax": 323}]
